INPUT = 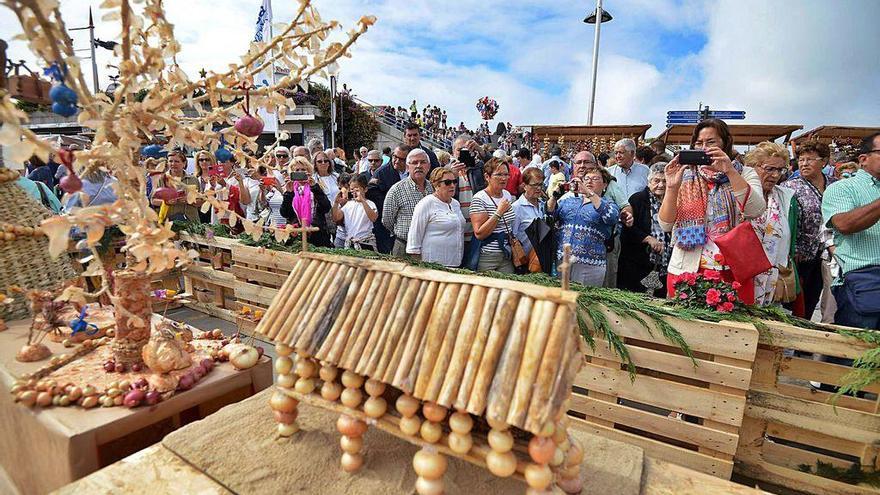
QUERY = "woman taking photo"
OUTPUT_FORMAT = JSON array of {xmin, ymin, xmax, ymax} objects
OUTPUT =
[
  {"xmin": 745, "ymin": 142, "xmax": 799, "ymax": 306},
  {"xmin": 150, "ymin": 149, "xmax": 200, "ymax": 222},
  {"xmin": 618, "ymin": 163, "xmax": 671, "ymax": 295},
  {"xmin": 468, "ymin": 158, "xmax": 517, "ymax": 273},
  {"xmin": 331, "ymin": 174, "xmax": 378, "ymax": 250},
  {"xmin": 547, "ymin": 168, "xmax": 619, "ymax": 286},
  {"xmin": 782, "ymin": 141, "xmax": 834, "ymax": 318},
  {"xmin": 407, "ymin": 167, "xmax": 466, "ymax": 267},
  {"xmin": 659, "ymin": 119, "xmax": 766, "ymax": 303},
  {"xmin": 280, "ymin": 157, "xmax": 332, "ymax": 247}
]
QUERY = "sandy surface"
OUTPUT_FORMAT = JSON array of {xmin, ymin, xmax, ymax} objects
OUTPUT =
[{"xmin": 163, "ymin": 388, "xmax": 644, "ymax": 495}]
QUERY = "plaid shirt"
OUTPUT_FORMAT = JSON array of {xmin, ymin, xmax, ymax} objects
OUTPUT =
[{"xmin": 382, "ymin": 177, "xmax": 433, "ymax": 241}]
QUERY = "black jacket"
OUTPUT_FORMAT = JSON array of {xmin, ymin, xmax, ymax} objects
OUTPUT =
[
  {"xmin": 618, "ymin": 188, "xmax": 664, "ymax": 292},
  {"xmin": 365, "ymin": 163, "xmax": 404, "ymax": 220}
]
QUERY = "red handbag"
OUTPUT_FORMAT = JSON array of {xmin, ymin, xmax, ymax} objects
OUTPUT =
[{"xmin": 714, "ymin": 189, "xmax": 771, "ymax": 282}]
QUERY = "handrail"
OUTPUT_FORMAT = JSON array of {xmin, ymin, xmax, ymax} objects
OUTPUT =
[{"xmin": 351, "ymin": 95, "xmax": 453, "ymax": 150}]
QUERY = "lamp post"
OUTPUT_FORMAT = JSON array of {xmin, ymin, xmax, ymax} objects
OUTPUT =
[{"xmin": 584, "ymin": 0, "xmax": 613, "ymax": 125}]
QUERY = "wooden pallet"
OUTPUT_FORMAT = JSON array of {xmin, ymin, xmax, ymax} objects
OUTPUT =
[
  {"xmin": 567, "ymin": 307, "xmax": 759, "ymax": 479},
  {"xmin": 178, "ymin": 233, "xmax": 238, "ymax": 316},
  {"xmin": 735, "ymin": 321, "xmax": 880, "ymax": 495},
  {"xmin": 230, "ymin": 244, "xmax": 298, "ymax": 311}
]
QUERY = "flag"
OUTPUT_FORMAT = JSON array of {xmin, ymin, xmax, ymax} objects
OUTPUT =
[{"xmin": 254, "ymin": 0, "xmax": 278, "ymax": 133}]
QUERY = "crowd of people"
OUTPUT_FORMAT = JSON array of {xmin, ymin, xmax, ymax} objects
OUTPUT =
[{"xmin": 18, "ymin": 119, "xmax": 880, "ymax": 332}]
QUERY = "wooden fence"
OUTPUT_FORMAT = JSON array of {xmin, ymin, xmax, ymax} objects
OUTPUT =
[{"xmin": 172, "ymin": 234, "xmax": 880, "ymax": 494}]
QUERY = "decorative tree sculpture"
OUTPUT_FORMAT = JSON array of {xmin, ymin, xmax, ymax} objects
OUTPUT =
[{"xmin": 0, "ymin": 0, "xmax": 374, "ymax": 366}]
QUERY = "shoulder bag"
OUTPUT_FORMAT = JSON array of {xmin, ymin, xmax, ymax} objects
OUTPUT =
[{"xmin": 714, "ymin": 188, "xmax": 772, "ymax": 282}]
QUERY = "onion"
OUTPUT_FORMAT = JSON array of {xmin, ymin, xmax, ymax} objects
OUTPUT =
[
  {"xmin": 269, "ymin": 391, "xmax": 299, "ymax": 413},
  {"xmin": 278, "ymin": 374, "xmax": 296, "ymax": 389},
  {"xmin": 321, "ymin": 381, "xmax": 343, "ymax": 401},
  {"xmin": 295, "ymin": 359, "xmax": 316, "ymax": 378},
  {"xmin": 524, "ymin": 464, "xmax": 553, "ymax": 491},
  {"xmin": 118, "ymin": 380, "xmax": 131, "ymax": 391},
  {"xmin": 539, "ymin": 421, "xmax": 556, "ymax": 438},
  {"xmin": 364, "ymin": 379, "xmax": 385, "ymax": 397},
  {"xmin": 124, "ymin": 389, "xmax": 145, "ymax": 408},
  {"xmin": 557, "ymin": 474, "xmax": 584, "ymax": 494},
  {"xmin": 275, "ymin": 356, "xmax": 293, "ymax": 375},
  {"xmin": 341, "ymin": 371, "xmax": 364, "ymax": 389},
  {"xmin": 414, "ymin": 477, "xmax": 444, "ymax": 495},
  {"xmin": 234, "ymin": 114, "xmax": 264, "ymax": 137},
  {"xmin": 419, "ymin": 420, "xmax": 442, "ymax": 444},
  {"xmin": 340, "ymin": 452, "xmax": 363, "ymax": 473},
  {"xmin": 201, "ymin": 358, "xmax": 214, "ymax": 371},
  {"xmin": 486, "ymin": 450, "xmax": 517, "ymax": 477},
  {"xmin": 131, "ymin": 363, "xmax": 143, "ymax": 372},
  {"xmin": 566, "ymin": 441, "xmax": 584, "ymax": 466},
  {"xmin": 336, "ymin": 415, "xmax": 367, "ymax": 437},
  {"xmin": 278, "ymin": 423, "xmax": 298, "ymax": 437},
  {"xmin": 550, "ymin": 447, "xmax": 565, "ymax": 467},
  {"xmin": 145, "ymin": 391, "xmax": 161, "ymax": 406},
  {"xmin": 81, "ymin": 395, "xmax": 99, "ymax": 408},
  {"xmin": 560, "ymin": 463, "xmax": 580, "ymax": 479},
  {"xmin": 449, "ymin": 411, "xmax": 473, "ymax": 433},
  {"xmin": 553, "ymin": 426, "xmax": 567, "ymax": 444},
  {"xmin": 396, "ymin": 395, "xmax": 420, "ymax": 417},
  {"xmin": 103, "ymin": 361, "xmax": 116, "ymax": 373},
  {"xmin": 528, "ymin": 436, "xmax": 556, "ymax": 465},
  {"xmin": 422, "ymin": 402, "xmax": 447, "ymax": 423},
  {"xmin": 340, "ymin": 435, "xmax": 363, "ymax": 454},
  {"xmin": 177, "ymin": 374, "xmax": 195, "ymax": 390},
  {"xmin": 113, "ymin": 395, "xmax": 124, "ymax": 406},
  {"xmin": 230, "ymin": 345, "xmax": 259, "ymax": 370},
  {"xmin": 82, "ymin": 385, "xmax": 97, "ymax": 397},
  {"xmin": 273, "ymin": 410, "xmax": 298, "ymax": 424},
  {"xmin": 152, "ymin": 187, "xmax": 180, "ymax": 202},
  {"xmin": 318, "ymin": 364, "xmax": 338, "ymax": 382},
  {"xmin": 133, "ymin": 378, "xmax": 149, "ymax": 389},
  {"xmin": 59, "ymin": 172, "xmax": 83, "ymax": 194},
  {"xmin": 399, "ymin": 415, "xmax": 421, "ymax": 436},
  {"xmin": 447, "ymin": 432, "xmax": 473, "ymax": 455},
  {"xmin": 275, "ymin": 343, "xmax": 294, "ymax": 356},
  {"xmin": 488, "ymin": 429, "xmax": 514, "ymax": 453},
  {"xmin": 294, "ymin": 377, "xmax": 316, "ymax": 395},
  {"xmin": 18, "ymin": 391, "xmax": 37, "ymax": 407},
  {"xmin": 36, "ymin": 392, "xmax": 52, "ymax": 407},
  {"xmin": 67, "ymin": 387, "xmax": 83, "ymax": 401},
  {"xmin": 193, "ymin": 365, "xmax": 207, "ymax": 379},
  {"xmin": 340, "ymin": 387, "xmax": 362, "ymax": 408},
  {"xmin": 413, "ymin": 449, "xmax": 447, "ymax": 480},
  {"xmin": 363, "ymin": 397, "xmax": 387, "ymax": 418},
  {"xmin": 114, "ymin": 362, "xmax": 126, "ymax": 373}
]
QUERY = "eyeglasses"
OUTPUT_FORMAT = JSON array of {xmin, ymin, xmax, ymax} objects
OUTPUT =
[
  {"xmin": 693, "ymin": 139, "xmax": 720, "ymax": 148},
  {"xmin": 582, "ymin": 176, "xmax": 604, "ymax": 183},
  {"xmin": 197, "ymin": 158, "xmax": 211, "ymax": 162},
  {"xmin": 525, "ymin": 182, "xmax": 543, "ymax": 188},
  {"xmin": 436, "ymin": 179, "xmax": 456, "ymax": 186},
  {"xmin": 393, "ymin": 155, "xmax": 406, "ymax": 161},
  {"xmin": 492, "ymin": 173, "xmax": 510, "ymax": 178},
  {"xmin": 573, "ymin": 159, "xmax": 596, "ymax": 165},
  {"xmin": 368, "ymin": 159, "xmax": 381, "ymax": 163},
  {"xmin": 841, "ymin": 172, "xmax": 855, "ymax": 178},
  {"xmin": 315, "ymin": 159, "xmax": 330, "ymax": 164},
  {"xmin": 761, "ymin": 165, "xmax": 788, "ymax": 176}
]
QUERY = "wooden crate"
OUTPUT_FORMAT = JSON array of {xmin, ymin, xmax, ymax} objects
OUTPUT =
[
  {"xmin": 230, "ymin": 244, "xmax": 297, "ymax": 311},
  {"xmin": 735, "ymin": 321, "xmax": 880, "ymax": 495},
  {"xmin": 178, "ymin": 233, "xmax": 238, "ymax": 321},
  {"xmin": 568, "ymin": 307, "xmax": 759, "ymax": 479}
]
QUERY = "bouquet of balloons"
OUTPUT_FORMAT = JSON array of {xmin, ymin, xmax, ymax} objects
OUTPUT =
[{"xmin": 476, "ymin": 96, "xmax": 499, "ymax": 121}]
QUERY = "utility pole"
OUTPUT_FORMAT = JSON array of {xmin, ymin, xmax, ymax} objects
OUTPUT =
[
  {"xmin": 69, "ymin": 8, "xmax": 100, "ymax": 94},
  {"xmin": 329, "ymin": 75, "xmax": 337, "ymax": 148}
]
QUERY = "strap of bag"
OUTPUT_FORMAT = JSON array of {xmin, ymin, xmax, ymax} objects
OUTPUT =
[
  {"xmin": 36, "ymin": 181, "xmax": 51, "ymax": 209},
  {"xmin": 486, "ymin": 194, "xmax": 514, "ymax": 238}
]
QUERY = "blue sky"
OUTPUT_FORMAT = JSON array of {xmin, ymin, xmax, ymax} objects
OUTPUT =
[{"xmin": 2, "ymin": 0, "xmax": 878, "ymax": 139}]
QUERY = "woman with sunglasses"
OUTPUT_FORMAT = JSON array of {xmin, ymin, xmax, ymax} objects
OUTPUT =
[
  {"xmin": 745, "ymin": 142, "xmax": 800, "ymax": 306},
  {"xmin": 280, "ymin": 156, "xmax": 332, "ymax": 247},
  {"xmin": 193, "ymin": 150, "xmax": 218, "ymax": 223},
  {"xmin": 312, "ymin": 150, "xmax": 341, "ymax": 245},
  {"xmin": 406, "ymin": 167, "xmax": 466, "ymax": 267},
  {"xmin": 548, "ymin": 168, "xmax": 619, "ymax": 286}
]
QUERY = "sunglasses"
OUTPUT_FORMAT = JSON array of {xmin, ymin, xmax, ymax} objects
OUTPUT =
[
  {"xmin": 436, "ymin": 179, "xmax": 456, "ymax": 186},
  {"xmin": 316, "ymin": 159, "xmax": 330, "ymax": 164},
  {"xmin": 275, "ymin": 154, "xmax": 289, "ymax": 158},
  {"xmin": 368, "ymin": 159, "xmax": 381, "ymax": 162},
  {"xmin": 197, "ymin": 158, "xmax": 211, "ymax": 162}
]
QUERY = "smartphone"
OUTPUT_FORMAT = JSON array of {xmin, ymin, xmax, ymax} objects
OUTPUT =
[
  {"xmin": 290, "ymin": 171, "xmax": 309, "ymax": 182},
  {"xmin": 678, "ymin": 150, "xmax": 712, "ymax": 166},
  {"xmin": 459, "ymin": 149, "xmax": 475, "ymax": 168},
  {"xmin": 208, "ymin": 164, "xmax": 223, "ymax": 177},
  {"xmin": 261, "ymin": 177, "xmax": 277, "ymax": 187}
]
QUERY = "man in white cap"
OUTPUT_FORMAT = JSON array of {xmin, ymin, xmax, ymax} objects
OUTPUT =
[{"xmin": 356, "ymin": 146, "xmax": 370, "ymax": 173}]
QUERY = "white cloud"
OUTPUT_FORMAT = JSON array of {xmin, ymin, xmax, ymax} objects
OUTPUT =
[{"xmin": 1, "ymin": 0, "xmax": 877, "ymax": 141}]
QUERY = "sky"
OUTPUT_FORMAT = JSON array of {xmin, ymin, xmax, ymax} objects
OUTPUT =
[{"xmin": 2, "ymin": 0, "xmax": 878, "ymax": 139}]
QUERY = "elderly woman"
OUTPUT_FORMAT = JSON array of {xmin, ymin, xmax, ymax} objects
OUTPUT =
[
  {"xmin": 280, "ymin": 156, "xmax": 332, "ymax": 247},
  {"xmin": 744, "ymin": 142, "xmax": 799, "ymax": 306},
  {"xmin": 407, "ymin": 167, "xmax": 466, "ymax": 267},
  {"xmin": 512, "ymin": 167, "xmax": 546, "ymax": 254},
  {"xmin": 547, "ymin": 167, "xmax": 619, "ymax": 286},
  {"xmin": 782, "ymin": 141, "xmax": 835, "ymax": 317},
  {"xmin": 467, "ymin": 158, "xmax": 518, "ymax": 273},
  {"xmin": 150, "ymin": 149, "xmax": 201, "ymax": 222},
  {"xmin": 618, "ymin": 163, "xmax": 671, "ymax": 295},
  {"xmin": 659, "ymin": 119, "xmax": 766, "ymax": 303}
]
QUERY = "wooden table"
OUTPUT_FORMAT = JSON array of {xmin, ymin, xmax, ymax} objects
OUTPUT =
[{"xmin": 0, "ymin": 318, "xmax": 272, "ymax": 495}]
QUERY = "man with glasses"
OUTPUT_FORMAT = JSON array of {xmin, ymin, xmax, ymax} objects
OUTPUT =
[
  {"xmin": 383, "ymin": 149, "xmax": 434, "ymax": 256},
  {"xmin": 822, "ymin": 132, "xmax": 880, "ymax": 329},
  {"xmin": 608, "ymin": 138, "xmax": 651, "ymax": 200},
  {"xmin": 356, "ymin": 146, "xmax": 370, "ymax": 173},
  {"xmin": 403, "ymin": 122, "xmax": 440, "ymax": 171},
  {"xmin": 359, "ymin": 150, "xmax": 384, "ymax": 181},
  {"xmin": 366, "ymin": 144, "xmax": 412, "ymax": 253}
]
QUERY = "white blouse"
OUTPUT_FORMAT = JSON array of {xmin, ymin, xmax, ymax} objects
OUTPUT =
[{"xmin": 407, "ymin": 195, "xmax": 466, "ymax": 267}]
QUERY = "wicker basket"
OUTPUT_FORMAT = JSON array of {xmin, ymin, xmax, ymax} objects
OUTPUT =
[{"xmin": 0, "ymin": 165, "xmax": 77, "ymax": 320}]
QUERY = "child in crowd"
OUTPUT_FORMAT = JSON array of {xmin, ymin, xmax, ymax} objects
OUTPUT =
[
  {"xmin": 331, "ymin": 174, "xmax": 378, "ymax": 251},
  {"xmin": 546, "ymin": 161, "xmax": 566, "ymax": 197}
]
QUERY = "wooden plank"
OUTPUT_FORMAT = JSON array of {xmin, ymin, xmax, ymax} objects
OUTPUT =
[
  {"xmin": 759, "ymin": 321, "xmax": 873, "ymax": 359},
  {"xmin": 230, "ymin": 264, "xmax": 288, "ymax": 288},
  {"xmin": 232, "ymin": 245, "xmax": 298, "ymax": 272},
  {"xmin": 735, "ymin": 458, "xmax": 880, "ymax": 495},
  {"xmin": 762, "ymin": 439, "xmax": 856, "ymax": 472},
  {"xmin": 568, "ymin": 416, "xmax": 734, "ymax": 478},
  {"xmin": 746, "ymin": 389, "xmax": 880, "ymax": 444},
  {"xmin": 574, "ymin": 361, "xmax": 747, "ymax": 426},
  {"xmin": 182, "ymin": 302, "xmax": 237, "ymax": 322},
  {"xmin": 591, "ymin": 337, "xmax": 752, "ymax": 390},
  {"xmin": 593, "ymin": 307, "xmax": 759, "ymax": 362},
  {"xmin": 177, "ymin": 232, "xmax": 238, "ymax": 251},
  {"xmin": 234, "ymin": 283, "xmax": 278, "ymax": 307},
  {"xmin": 780, "ymin": 356, "xmax": 880, "ymax": 394},
  {"xmin": 643, "ymin": 457, "xmax": 770, "ymax": 495},
  {"xmin": 768, "ymin": 382, "xmax": 878, "ymax": 414},
  {"xmin": 298, "ymin": 251, "xmax": 578, "ymax": 305},
  {"xmin": 766, "ymin": 421, "xmax": 866, "ymax": 459},
  {"xmin": 569, "ymin": 394, "xmax": 740, "ymax": 455}
]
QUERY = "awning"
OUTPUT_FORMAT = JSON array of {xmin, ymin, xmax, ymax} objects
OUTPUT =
[{"xmin": 790, "ymin": 125, "xmax": 880, "ymax": 146}]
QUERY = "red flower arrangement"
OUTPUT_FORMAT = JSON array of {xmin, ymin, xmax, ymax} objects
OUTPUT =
[{"xmin": 672, "ymin": 271, "xmax": 742, "ymax": 313}]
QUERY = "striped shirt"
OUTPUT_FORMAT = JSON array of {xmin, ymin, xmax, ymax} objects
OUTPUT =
[
  {"xmin": 470, "ymin": 189, "xmax": 516, "ymax": 254},
  {"xmin": 382, "ymin": 177, "xmax": 434, "ymax": 241},
  {"xmin": 822, "ymin": 169, "xmax": 880, "ymax": 284}
]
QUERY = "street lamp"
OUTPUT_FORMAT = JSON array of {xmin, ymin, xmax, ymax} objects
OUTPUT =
[{"xmin": 584, "ymin": 0, "xmax": 612, "ymax": 125}]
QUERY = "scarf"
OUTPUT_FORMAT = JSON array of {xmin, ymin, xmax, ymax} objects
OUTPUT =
[
  {"xmin": 291, "ymin": 181, "xmax": 312, "ymax": 227},
  {"xmin": 673, "ymin": 161, "xmax": 743, "ymax": 250}
]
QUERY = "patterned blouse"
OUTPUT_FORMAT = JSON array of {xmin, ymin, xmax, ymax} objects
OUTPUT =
[
  {"xmin": 554, "ymin": 196, "xmax": 619, "ymax": 266},
  {"xmin": 782, "ymin": 175, "xmax": 834, "ymax": 261}
]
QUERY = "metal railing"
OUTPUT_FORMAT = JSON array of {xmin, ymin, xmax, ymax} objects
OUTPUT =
[{"xmin": 350, "ymin": 95, "xmax": 453, "ymax": 151}]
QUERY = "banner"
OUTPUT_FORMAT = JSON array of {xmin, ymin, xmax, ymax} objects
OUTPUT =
[{"xmin": 254, "ymin": 0, "xmax": 278, "ymax": 133}]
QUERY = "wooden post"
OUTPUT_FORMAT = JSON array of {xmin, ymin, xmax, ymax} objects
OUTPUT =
[
  {"xmin": 560, "ymin": 244, "xmax": 572, "ymax": 290},
  {"xmin": 110, "ymin": 270, "xmax": 152, "ymax": 365}
]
